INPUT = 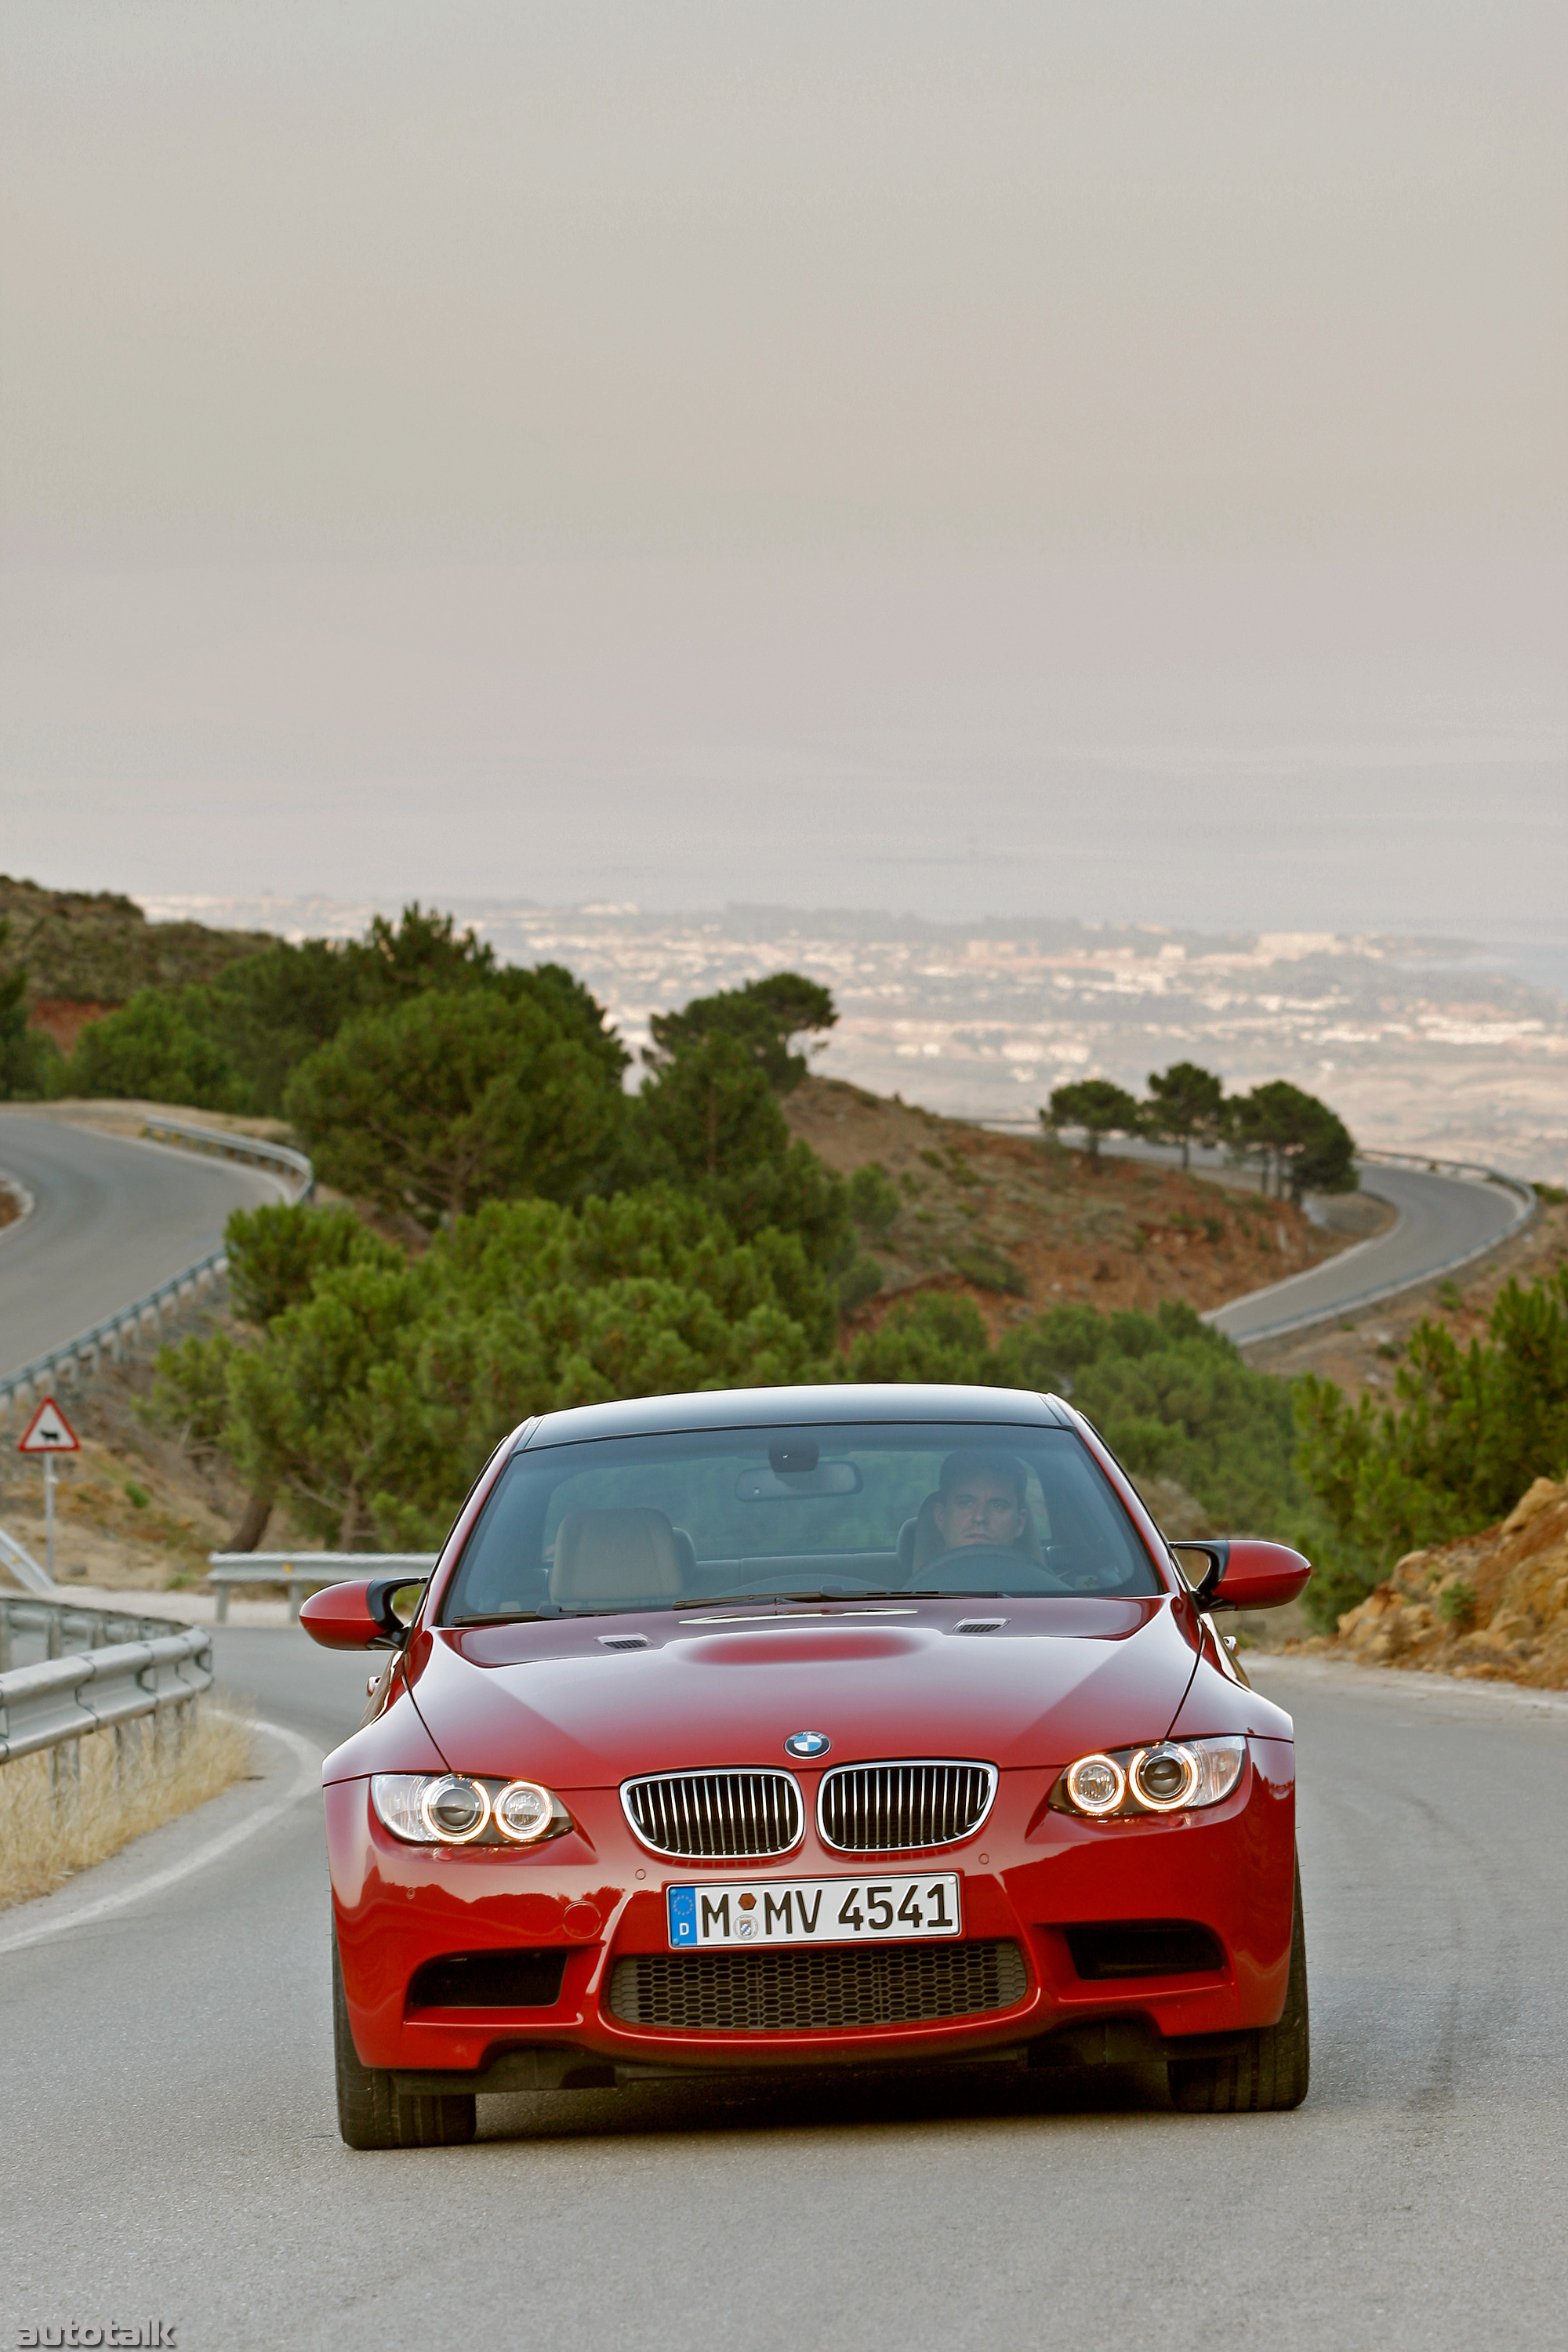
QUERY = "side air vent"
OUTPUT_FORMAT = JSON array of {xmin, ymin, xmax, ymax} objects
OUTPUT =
[
  {"xmin": 622, "ymin": 1770, "xmax": 804, "ymax": 1859},
  {"xmin": 597, "ymin": 1634, "xmax": 649, "ymax": 1651},
  {"xmin": 953, "ymin": 1617, "xmax": 1007, "ymax": 1635},
  {"xmin": 1063, "ymin": 1922, "xmax": 1226, "ymax": 1981},
  {"xmin": 406, "ymin": 1949, "xmax": 568, "ymax": 2012}
]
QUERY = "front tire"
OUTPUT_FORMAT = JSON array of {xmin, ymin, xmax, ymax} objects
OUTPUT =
[
  {"xmin": 332, "ymin": 1933, "xmax": 477, "ymax": 2150},
  {"xmin": 1167, "ymin": 1856, "xmax": 1310, "ymax": 2114}
]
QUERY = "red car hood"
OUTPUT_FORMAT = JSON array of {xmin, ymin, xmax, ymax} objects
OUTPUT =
[{"xmin": 398, "ymin": 1598, "xmax": 1210, "ymax": 1784}]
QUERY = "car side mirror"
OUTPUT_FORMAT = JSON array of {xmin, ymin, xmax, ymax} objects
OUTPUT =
[
  {"xmin": 1170, "ymin": 1537, "xmax": 1311, "ymax": 1612},
  {"xmin": 298, "ymin": 1577, "xmax": 427, "ymax": 1650}
]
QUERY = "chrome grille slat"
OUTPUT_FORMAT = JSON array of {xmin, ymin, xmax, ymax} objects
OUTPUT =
[
  {"xmin": 818, "ymin": 1759, "xmax": 997, "ymax": 1853},
  {"xmin": 622, "ymin": 1770, "xmax": 803, "ymax": 1860}
]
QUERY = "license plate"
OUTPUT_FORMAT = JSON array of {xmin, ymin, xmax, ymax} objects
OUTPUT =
[{"xmin": 666, "ymin": 1873, "xmax": 962, "ymax": 1950}]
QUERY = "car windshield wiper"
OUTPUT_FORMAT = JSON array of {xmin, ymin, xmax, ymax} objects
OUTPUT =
[
  {"xmin": 448, "ymin": 1610, "xmax": 547, "ymax": 1625},
  {"xmin": 669, "ymin": 1588, "xmax": 978, "ymax": 1609}
]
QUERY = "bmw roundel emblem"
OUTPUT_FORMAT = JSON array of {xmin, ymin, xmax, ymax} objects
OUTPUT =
[{"xmin": 784, "ymin": 1730, "xmax": 831, "ymax": 1759}]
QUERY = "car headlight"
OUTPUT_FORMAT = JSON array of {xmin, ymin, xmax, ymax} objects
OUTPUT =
[
  {"xmin": 371, "ymin": 1773, "xmax": 574, "ymax": 1847},
  {"xmin": 1051, "ymin": 1736, "xmax": 1247, "ymax": 1819}
]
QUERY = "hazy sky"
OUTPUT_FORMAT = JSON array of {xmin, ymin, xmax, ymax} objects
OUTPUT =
[{"xmin": 2, "ymin": 2, "xmax": 1564, "ymax": 939}]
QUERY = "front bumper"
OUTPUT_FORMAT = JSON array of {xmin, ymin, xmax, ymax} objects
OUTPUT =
[{"xmin": 327, "ymin": 1738, "xmax": 1296, "ymax": 2081}]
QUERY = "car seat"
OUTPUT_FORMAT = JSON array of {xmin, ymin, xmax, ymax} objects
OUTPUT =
[
  {"xmin": 897, "ymin": 1493, "xmax": 1045, "ymax": 1579},
  {"xmin": 550, "ymin": 1508, "xmax": 686, "ymax": 1606}
]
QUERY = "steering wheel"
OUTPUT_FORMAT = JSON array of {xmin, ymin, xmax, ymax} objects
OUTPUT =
[{"xmin": 915, "ymin": 1544, "xmax": 1076, "ymax": 1593}]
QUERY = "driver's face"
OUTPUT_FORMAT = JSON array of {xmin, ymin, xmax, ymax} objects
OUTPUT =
[{"xmin": 933, "ymin": 1469, "xmax": 1025, "ymax": 1549}]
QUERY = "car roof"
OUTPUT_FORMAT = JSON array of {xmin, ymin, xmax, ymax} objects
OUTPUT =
[{"xmin": 519, "ymin": 1383, "xmax": 1072, "ymax": 1448}]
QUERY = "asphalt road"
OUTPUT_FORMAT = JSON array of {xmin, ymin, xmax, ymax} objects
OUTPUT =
[
  {"xmin": 0, "ymin": 1113, "xmax": 285, "ymax": 1379},
  {"xmin": 2, "ymin": 1640, "xmax": 1563, "ymax": 2351},
  {"xmin": 1206, "ymin": 1161, "xmax": 1526, "ymax": 1344}
]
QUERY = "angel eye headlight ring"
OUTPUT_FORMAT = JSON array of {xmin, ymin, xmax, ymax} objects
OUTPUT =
[
  {"xmin": 1064, "ymin": 1753, "xmax": 1126, "ymax": 1817},
  {"xmin": 1056, "ymin": 1736, "xmax": 1247, "ymax": 1817},
  {"xmin": 1130, "ymin": 1744, "xmax": 1200, "ymax": 1813},
  {"xmin": 419, "ymin": 1774, "xmax": 492, "ymax": 1843},
  {"xmin": 493, "ymin": 1780, "xmax": 555, "ymax": 1843}
]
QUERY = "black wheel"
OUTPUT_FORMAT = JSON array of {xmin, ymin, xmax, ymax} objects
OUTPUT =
[
  {"xmin": 1167, "ymin": 1856, "xmax": 1310, "ymax": 2114},
  {"xmin": 332, "ymin": 1933, "xmax": 476, "ymax": 2150}
]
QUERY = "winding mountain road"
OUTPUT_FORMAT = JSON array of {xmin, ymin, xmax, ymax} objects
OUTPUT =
[
  {"xmin": 0, "ymin": 1117, "xmax": 1533, "ymax": 1394},
  {"xmin": 1206, "ymin": 1158, "xmax": 1529, "ymax": 1344},
  {"xmin": 0, "ymin": 1112, "xmax": 285, "ymax": 1382},
  {"xmin": 2, "ymin": 1640, "xmax": 1563, "ymax": 2350}
]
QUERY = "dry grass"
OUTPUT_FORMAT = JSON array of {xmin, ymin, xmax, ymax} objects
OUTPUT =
[{"xmin": 0, "ymin": 1702, "xmax": 255, "ymax": 1911}]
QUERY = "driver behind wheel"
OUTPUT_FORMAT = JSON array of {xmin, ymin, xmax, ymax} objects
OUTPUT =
[
  {"xmin": 895, "ymin": 1449, "xmax": 1046, "ymax": 1577},
  {"xmin": 933, "ymin": 1450, "xmax": 1031, "ymax": 1551}
]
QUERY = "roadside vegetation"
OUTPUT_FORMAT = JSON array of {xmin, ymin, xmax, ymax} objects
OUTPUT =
[
  {"xmin": 1046, "ymin": 1065, "xmax": 1356, "ymax": 1202},
  {"xmin": 1293, "ymin": 1266, "xmax": 1568, "ymax": 1625},
  {"xmin": 20, "ymin": 879, "xmax": 1566, "ymax": 1656},
  {"xmin": 0, "ymin": 1705, "xmax": 252, "ymax": 1911}
]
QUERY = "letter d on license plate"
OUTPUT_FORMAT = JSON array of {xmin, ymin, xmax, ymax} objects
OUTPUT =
[{"xmin": 667, "ymin": 1873, "xmax": 962, "ymax": 1949}]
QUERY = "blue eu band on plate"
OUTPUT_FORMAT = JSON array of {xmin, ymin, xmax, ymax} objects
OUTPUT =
[{"xmin": 667, "ymin": 1874, "xmax": 963, "ymax": 1949}]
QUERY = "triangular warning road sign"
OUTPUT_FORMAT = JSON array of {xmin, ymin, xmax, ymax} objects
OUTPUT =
[{"xmin": 18, "ymin": 1395, "xmax": 80, "ymax": 1454}]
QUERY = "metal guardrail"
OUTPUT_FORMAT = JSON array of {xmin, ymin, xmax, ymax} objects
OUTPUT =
[
  {"xmin": 1356, "ymin": 1145, "xmax": 1535, "ymax": 1204},
  {"xmin": 0, "ymin": 1592, "xmax": 187, "ymax": 1671},
  {"xmin": 0, "ymin": 1118, "xmax": 314, "ymax": 1425},
  {"xmin": 207, "ymin": 1552, "xmax": 435, "ymax": 1621},
  {"xmin": 142, "ymin": 1116, "xmax": 314, "ymax": 1203},
  {"xmin": 0, "ymin": 1597, "xmax": 212, "ymax": 1765},
  {"xmin": 0, "ymin": 1248, "xmax": 231, "ymax": 1425},
  {"xmin": 0, "ymin": 1524, "xmax": 53, "ymax": 1597},
  {"xmin": 1210, "ymin": 1151, "xmax": 1538, "ymax": 1345}
]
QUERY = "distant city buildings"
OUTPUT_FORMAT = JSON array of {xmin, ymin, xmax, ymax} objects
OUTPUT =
[{"xmin": 137, "ymin": 897, "xmax": 1568, "ymax": 1182}]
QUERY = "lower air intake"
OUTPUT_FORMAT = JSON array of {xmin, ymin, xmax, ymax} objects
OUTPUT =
[
  {"xmin": 608, "ymin": 1939, "xmax": 1028, "ymax": 2031},
  {"xmin": 406, "ymin": 1949, "xmax": 568, "ymax": 2011},
  {"xmin": 1063, "ymin": 1922, "xmax": 1226, "ymax": 1980}
]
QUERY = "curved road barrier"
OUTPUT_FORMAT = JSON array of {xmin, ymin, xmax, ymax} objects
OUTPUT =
[
  {"xmin": 0, "ymin": 1598, "xmax": 212, "ymax": 1764},
  {"xmin": 0, "ymin": 1526, "xmax": 56, "ymax": 1598},
  {"xmin": 0, "ymin": 1114, "xmax": 314, "ymax": 1424},
  {"xmin": 0, "ymin": 1592, "xmax": 189, "ymax": 1671},
  {"xmin": 141, "ymin": 1115, "xmax": 314, "ymax": 1202},
  {"xmin": 207, "ymin": 1551, "xmax": 436, "ymax": 1621},
  {"xmin": 0, "ymin": 1246, "xmax": 231, "ymax": 1428},
  {"xmin": 1205, "ymin": 1152, "xmax": 1535, "ymax": 1345},
  {"xmin": 979, "ymin": 1119, "xmax": 1535, "ymax": 1342}
]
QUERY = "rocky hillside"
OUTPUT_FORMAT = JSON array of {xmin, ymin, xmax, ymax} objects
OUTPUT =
[
  {"xmin": 0, "ymin": 875, "xmax": 272, "ymax": 1047},
  {"xmin": 784, "ymin": 1075, "xmax": 1349, "ymax": 1332},
  {"xmin": 1326, "ymin": 1477, "xmax": 1568, "ymax": 1689}
]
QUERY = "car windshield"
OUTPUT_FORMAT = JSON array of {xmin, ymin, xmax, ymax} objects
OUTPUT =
[{"xmin": 438, "ymin": 1420, "xmax": 1161, "ymax": 1620}]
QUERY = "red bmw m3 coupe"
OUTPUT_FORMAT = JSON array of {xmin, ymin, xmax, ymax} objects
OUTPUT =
[{"xmin": 303, "ymin": 1383, "xmax": 1312, "ymax": 2148}]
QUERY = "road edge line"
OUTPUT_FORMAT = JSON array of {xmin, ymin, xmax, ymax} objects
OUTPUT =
[{"xmin": 0, "ymin": 1713, "xmax": 321, "ymax": 1956}]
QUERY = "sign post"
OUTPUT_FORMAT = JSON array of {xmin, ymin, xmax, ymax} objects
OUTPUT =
[{"xmin": 18, "ymin": 1396, "xmax": 81, "ymax": 1584}]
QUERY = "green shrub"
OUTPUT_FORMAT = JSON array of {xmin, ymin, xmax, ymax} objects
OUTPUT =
[
  {"xmin": 60, "ymin": 989, "xmax": 252, "ymax": 1112},
  {"xmin": 953, "ymin": 1247, "xmax": 1025, "ymax": 1295},
  {"xmin": 845, "ymin": 1162, "xmax": 900, "ymax": 1237},
  {"xmin": 1438, "ymin": 1580, "xmax": 1476, "ymax": 1631},
  {"xmin": 285, "ymin": 988, "xmax": 626, "ymax": 1226},
  {"xmin": 837, "ymin": 1255, "xmax": 885, "ymax": 1313},
  {"xmin": 1294, "ymin": 1267, "xmax": 1568, "ymax": 1617}
]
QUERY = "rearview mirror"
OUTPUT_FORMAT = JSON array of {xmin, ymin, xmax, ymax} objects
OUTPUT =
[
  {"xmin": 1170, "ymin": 1538, "xmax": 1311, "ymax": 1612},
  {"xmin": 736, "ymin": 1461, "xmax": 862, "ymax": 1500},
  {"xmin": 299, "ymin": 1576, "xmax": 427, "ymax": 1650}
]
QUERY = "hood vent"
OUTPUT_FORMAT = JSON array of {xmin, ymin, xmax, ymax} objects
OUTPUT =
[
  {"xmin": 597, "ymin": 1633, "xmax": 649, "ymax": 1652},
  {"xmin": 953, "ymin": 1617, "xmax": 1007, "ymax": 1635}
]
